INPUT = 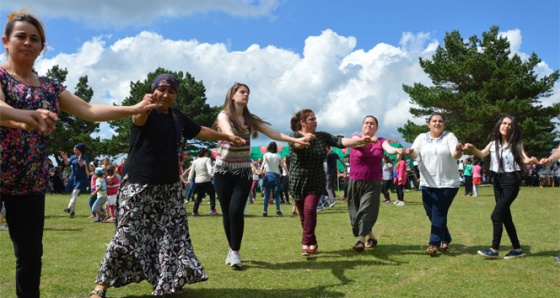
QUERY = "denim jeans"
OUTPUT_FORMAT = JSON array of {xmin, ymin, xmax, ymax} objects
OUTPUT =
[
  {"xmin": 263, "ymin": 172, "xmax": 281, "ymax": 213},
  {"xmin": 491, "ymin": 173, "xmax": 521, "ymax": 250},
  {"xmin": 422, "ymin": 187, "xmax": 459, "ymax": 246}
]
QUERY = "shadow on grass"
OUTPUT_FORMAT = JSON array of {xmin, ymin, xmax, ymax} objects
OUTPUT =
[{"xmin": 122, "ymin": 286, "xmax": 346, "ymax": 298}]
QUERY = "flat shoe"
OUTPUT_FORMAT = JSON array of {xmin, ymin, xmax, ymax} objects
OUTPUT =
[
  {"xmin": 308, "ymin": 244, "xmax": 318, "ymax": 254},
  {"xmin": 365, "ymin": 238, "xmax": 378, "ymax": 248},
  {"xmin": 438, "ymin": 241, "xmax": 450, "ymax": 253},
  {"xmin": 426, "ymin": 245, "xmax": 438, "ymax": 257},
  {"xmin": 352, "ymin": 240, "xmax": 365, "ymax": 252}
]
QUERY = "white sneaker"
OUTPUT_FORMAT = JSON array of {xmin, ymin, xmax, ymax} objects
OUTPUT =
[
  {"xmin": 396, "ymin": 201, "xmax": 405, "ymax": 206},
  {"xmin": 225, "ymin": 250, "xmax": 233, "ymax": 265},
  {"xmin": 230, "ymin": 251, "xmax": 242, "ymax": 269},
  {"xmin": 0, "ymin": 225, "xmax": 7, "ymax": 231},
  {"xmin": 393, "ymin": 201, "xmax": 399, "ymax": 205}
]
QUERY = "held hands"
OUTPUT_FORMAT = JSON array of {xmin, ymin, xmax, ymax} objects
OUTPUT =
[
  {"xmin": 539, "ymin": 157, "xmax": 553, "ymax": 165},
  {"xmin": 463, "ymin": 143, "xmax": 476, "ymax": 151},
  {"xmin": 19, "ymin": 109, "xmax": 58, "ymax": 135},
  {"xmin": 229, "ymin": 136, "xmax": 246, "ymax": 146},
  {"xmin": 136, "ymin": 94, "xmax": 157, "ymax": 114},
  {"xmin": 352, "ymin": 135, "xmax": 373, "ymax": 148},
  {"xmin": 295, "ymin": 133, "xmax": 315, "ymax": 147}
]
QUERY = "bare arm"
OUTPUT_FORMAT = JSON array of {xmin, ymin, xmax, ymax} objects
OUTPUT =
[
  {"xmin": 1, "ymin": 91, "xmax": 58, "ymax": 133},
  {"xmin": 340, "ymin": 136, "xmax": 371, "ymax": 148},
  {"xmin": 59, "ymin": 90, "xmax": 155, "ymax": 122},
  {"xmin": 196, "ymin": 126, "xmax": 245, "ymax": 146},
  {"xmin": 256, "ymin": 123, "xmax": 311, "ymax": 146},
  {"xmin": 540, "ymin": 145, "xmax": 560, "ymax": 165},
  {"xmin": 382, "ymin": 141, "xmax": 403, "ymax": 155},
  {"xmin": 464, "ymin": 143, "xmax": 491, "ymax": 159}
]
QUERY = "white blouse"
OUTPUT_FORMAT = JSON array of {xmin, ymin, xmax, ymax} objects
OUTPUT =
[
  {"xmin": 411, "ymin": 131, "xmax": 461, "ymax": 188},
  {"xmin": 488, "ymin": 141, "xmax": 521, "ymax": 173}
]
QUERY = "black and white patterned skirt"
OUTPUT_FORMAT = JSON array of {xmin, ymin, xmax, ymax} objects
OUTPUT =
[{"xmin": 94, "ymin": 175, "xmax": 208, "ymax": 295}]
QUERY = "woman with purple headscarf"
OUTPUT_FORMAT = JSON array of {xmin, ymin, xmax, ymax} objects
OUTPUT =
[{"xmin": 89, "ymin": 74, "xmax": 245, "ymax": 297}]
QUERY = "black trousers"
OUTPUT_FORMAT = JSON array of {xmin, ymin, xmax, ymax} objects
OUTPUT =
[
  {"xmin": 2, "ymin": 193, "xmax": 45, "ymax": 298},
  {"xmin": 213, "ymin": 172, "xmax": 252, "ymax": 251},
  {"xmin": 192, "ymin": 181, "xmax": 217, "ymax": 212}
]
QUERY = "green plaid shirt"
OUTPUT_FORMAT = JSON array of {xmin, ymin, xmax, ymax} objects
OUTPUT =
[{"xmin": 288, "ymin": 131, "xmax": 344, "ymax": 200}]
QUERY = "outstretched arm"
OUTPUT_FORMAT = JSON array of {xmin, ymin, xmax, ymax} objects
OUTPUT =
[
  {"xmin": 256, "ymin": 123, "xmax": 312, "ymax": 146},
  {"xmin": 196, "ymin": 126, "xmax": 245, "ymax": 146},
  {"xmin": 59, "ymin": 90, "xmax": 156, "ymax": 122},
  {"xmin": 464, "ymin": 143, "xmax": 491, "ymax": 159}
]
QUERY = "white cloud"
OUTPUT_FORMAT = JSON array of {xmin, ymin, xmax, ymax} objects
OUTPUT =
[
  {"xmin": 6, "ymin": 0, "xmax": 281, "ymax": 27},
  {"xmin": 23, "ymin": 29, "xmax": 439, "ymax": 146},
  {"xmin": 3, "ymin": 23, "xmax": 556, "ymax": 147}
]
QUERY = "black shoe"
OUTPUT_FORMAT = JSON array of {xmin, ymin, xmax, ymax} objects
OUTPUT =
[
  {"xmin": 276, "ymin": 211, "xmax": 283, "ymax": 216},
  {"xmin": 63, "ymin": 208, "xmax": 70, "ymax": 213},
  {"xmin": 263, "ymin": 212, "xmax": 268, "ymax": 217}
]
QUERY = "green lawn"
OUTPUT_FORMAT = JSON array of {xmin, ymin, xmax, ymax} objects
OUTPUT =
[{"xmin": 1, "ymin": 186, "xmax": 559, "ymax": 298}]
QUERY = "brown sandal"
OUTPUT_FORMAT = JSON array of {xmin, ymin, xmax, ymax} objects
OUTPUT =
[{"xmin": 426, "ymin": 245, "xmax": 438, "ymax": 257}]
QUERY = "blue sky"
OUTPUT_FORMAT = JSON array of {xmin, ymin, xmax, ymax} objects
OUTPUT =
[{"xmin": 2, "ymin": 0, "xmax": 558, "ymax": 149}]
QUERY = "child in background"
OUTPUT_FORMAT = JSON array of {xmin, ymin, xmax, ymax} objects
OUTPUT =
[
  {"xmin": 105, "ymin": 165, "xmax": 120, "ymax": 222},
  {"xmin": 472, "ymin": 160, "xmax": 482, "ymax": 197},
  {"xmin": 87, "ymin": 162, "xmax": 100, "ymax": 218},
  {"xmin": 91, "ymin": 168, "xmax": 108, "ymax": 223}
]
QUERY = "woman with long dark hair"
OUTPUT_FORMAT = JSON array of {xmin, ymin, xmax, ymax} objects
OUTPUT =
[
  {"xmin": 465, "ymin": 115, "xmax": 537, "ymax": 259},
  {"xmin": 213, "ymin": 83, "xmax": 310, "ymax": 269}
]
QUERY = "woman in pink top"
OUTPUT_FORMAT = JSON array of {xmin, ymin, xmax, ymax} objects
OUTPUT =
[
  {"xmin": 472, "ymin": 160, "xmax": 482, "ymax": 197},
  {"xmin": 394, "ymin": 153, "xmax": 408, "ymax": 206},
  {"xmin": 347, "ymin": 115, "xmax": 402, "ymax": 252}
]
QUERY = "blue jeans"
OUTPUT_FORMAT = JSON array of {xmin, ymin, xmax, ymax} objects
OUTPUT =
[
  {"xmin": 186, "ymin": 182, "xmax": 196, "ymax": 201},
  {"xmin": 422, "ymin": 187, "xmax": 459, "ymax": 246},
  {"xmin": 263, "ymin": 172, "xmax": 281, "ymax": 213},
  {"xmin": 491, "ymin": 173, "xmax": 521, "ymax": 250}
]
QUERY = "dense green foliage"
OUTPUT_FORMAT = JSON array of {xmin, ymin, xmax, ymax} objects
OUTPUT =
[
  {"xmin": 45, "ymin": 66, "xmax": 101, "ymax": 164},
  {"xmin": 399, "ymin": 26, "xmax": 560, "ymax": 157}
]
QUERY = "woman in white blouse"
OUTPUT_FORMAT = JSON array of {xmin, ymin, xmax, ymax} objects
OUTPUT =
[
  {"xmin": 465, "ymin": 115, "xmax": 536, "ymax": 259},
  {"xmin": 407, "ymin": 113, "xmax": 464, "ymax": 256}
]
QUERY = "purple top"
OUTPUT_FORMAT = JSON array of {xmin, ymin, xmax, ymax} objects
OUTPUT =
[{"xmin": 349, "ymin": 135, "xmax": 386, "ymax": 181}]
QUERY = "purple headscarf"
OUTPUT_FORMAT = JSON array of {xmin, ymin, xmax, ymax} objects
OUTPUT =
[{"xmin": 151, "ymin": 74, "xmax": 179, "ymax": 93}]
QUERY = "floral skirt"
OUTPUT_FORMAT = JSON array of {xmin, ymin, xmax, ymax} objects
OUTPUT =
[{"xmin": 94, "ymin": 175, "xmax": 208, "ymax": 295}]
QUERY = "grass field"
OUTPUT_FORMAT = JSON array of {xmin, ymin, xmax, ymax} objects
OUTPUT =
[{"xmin": 1, "ymin": 186, "xmax": 559, "ymax": 298}]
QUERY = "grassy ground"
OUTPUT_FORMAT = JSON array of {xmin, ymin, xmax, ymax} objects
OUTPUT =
[{"xmin": 1, "ymin": 186, "xmax": 559, "ymax": 298}]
